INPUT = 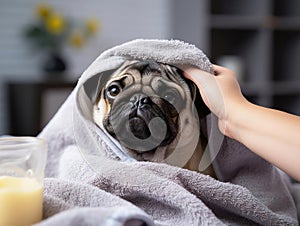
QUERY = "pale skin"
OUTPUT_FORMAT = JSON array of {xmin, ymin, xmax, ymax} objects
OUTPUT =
[{"xmin": 182, "ymin": 64, "xmax": 300, "ymax": 182}]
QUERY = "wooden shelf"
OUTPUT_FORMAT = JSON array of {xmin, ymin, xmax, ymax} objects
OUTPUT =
[
  {"xmin": 274, "ymin": 0, "xmax": 300, "ymax": 17},
  {"xmin": 275, "ymin": 17, "xmax": 300, "ymax": 30},
  {"xmin": 273, "ymin": 94, "xmax": 300, "ymax": 115},
  {"xmin": 211, "ymin": 0, "xmax": 269, "ymax": 16},
  {"xmin": 273, "ymin": 81, "xmax": 300, "ymax": 95},
  {"xmin": 210, "ymin": 16, "xmax": 263, "ymax": 29},
  {"xmin": 208, "ymin": 0, "xmax": 300, "ymax": 114},
  {"xmin": 240, "ymin": 82, "xmax": 272, "ymax": 96},
  {"xmin": 7, "ymin": 80, "xmax": 75, "ymax": 136}
]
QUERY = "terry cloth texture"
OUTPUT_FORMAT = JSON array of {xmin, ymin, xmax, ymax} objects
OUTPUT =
[{"xmin": 38, "ymin": 39, "xmax": 298, "ymax": 226}]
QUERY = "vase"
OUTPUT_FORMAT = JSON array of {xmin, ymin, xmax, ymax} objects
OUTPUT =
[{"xmin": 42, "ymin": 52, "xmax": 67, "ymax": 77}]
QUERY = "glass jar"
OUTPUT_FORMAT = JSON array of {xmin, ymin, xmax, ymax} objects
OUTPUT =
[{"xmin": 0, "ymin": 136, "xmax": 47, "ymax": 226}]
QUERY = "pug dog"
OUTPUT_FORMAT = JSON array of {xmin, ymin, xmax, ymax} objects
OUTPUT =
[{"xmin": 93, "ymin": 60, "xmax": 215, "ymax": 176}]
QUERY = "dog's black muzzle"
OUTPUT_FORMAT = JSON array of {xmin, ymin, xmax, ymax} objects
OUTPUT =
[{"xmin": 126, "ymin": 93, "xmax": 177, "ymax": 146}]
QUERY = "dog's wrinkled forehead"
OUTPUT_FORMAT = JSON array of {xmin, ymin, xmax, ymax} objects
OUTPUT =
[
  {"xmin": 93, "ymin": 59, "xmax": 197, "ymax": 104},
  {"xmin": 111, "ymin": 60, "xmax": 182, "ymax": 81},
  {"xmin": 108, "ymin": 60, "xmax": 195, "ymax": 95},
  {"xmin": 123, "ymin": 60, "xmax": 163, "ymax": 75}
]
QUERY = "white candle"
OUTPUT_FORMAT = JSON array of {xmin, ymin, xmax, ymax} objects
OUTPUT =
[
  {"xmin": 0, "ymin": 176, "xmax": 43, "ymax": 226},
  {"xmin": 0, "ymin": 137, "xmax": 47, "ymax": 226}
]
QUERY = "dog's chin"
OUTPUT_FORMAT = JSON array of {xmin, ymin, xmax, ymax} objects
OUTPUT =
[
  {"xmin": 105, "ymin": 113, "xmax": 178, "ymax": 162},
  {"xmin": 128, "ymin": 116, "xmax": 151, "ymax": 140},
  {"xmin": 124, "ymin": 146, "xmax": 169, "ymax": 162},
  {"xmin": 122, "ymin": 116, "xmax": 177, "ymax": 162}
]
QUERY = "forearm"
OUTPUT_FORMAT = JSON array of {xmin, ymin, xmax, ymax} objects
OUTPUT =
[
  {"xmin": 183, "ymin": 65, "xmax": 300, "ymax": 180},
  {"xmin": 226, "ymin": 101, "xmax": 300, "ymax": 181}
]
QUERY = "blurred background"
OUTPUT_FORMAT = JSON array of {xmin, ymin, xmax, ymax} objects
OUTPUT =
[{"xmin": 1, "ymin": 0, "xmax": 300, "ymax": 136}]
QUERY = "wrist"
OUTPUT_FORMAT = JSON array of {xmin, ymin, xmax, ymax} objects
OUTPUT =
[{"xmin": 219, "ymin": 98, "xmax": 253, "ymax": 141}]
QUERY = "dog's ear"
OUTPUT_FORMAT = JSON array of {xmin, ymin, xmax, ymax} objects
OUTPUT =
[
  {"xmin": 194, "ymin": 87, "xmax": 210, "ymax": 119},
  {"xmin": 83, "ymin": 69, "xmax": 117, "ymax": 104},
  {"xmin": 184, "ymin": 78, "xmax": 210, "ymax": 118},
  {"xmin": 176, "ymin": 67, "xmax": 210, "ymax": 119},
  {"xmin": 185, "ymin": 79, "xmax": 197, "ymax": 102}
]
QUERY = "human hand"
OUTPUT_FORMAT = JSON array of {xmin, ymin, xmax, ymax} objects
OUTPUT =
[{"xmin": 181, "ymin": 64, "xmax": 248, "ymax": 136}]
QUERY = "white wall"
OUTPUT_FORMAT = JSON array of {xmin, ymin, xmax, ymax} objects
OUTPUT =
[
  {"xmin": 0, "ymin": 0, "xmax": 173, "ymax": 135},
  {"xmin": 0, "ymin": 0, "xmax": 173, "ymax": 77},
  {"xmin": 0, "ymin": 0, "xmax": 209, "ymax": 135}
]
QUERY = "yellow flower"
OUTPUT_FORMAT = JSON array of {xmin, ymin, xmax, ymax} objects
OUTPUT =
[
  {"xmin": 69, "ymin": 31, "xmax": 85, "ymax": 48},
  {"xmin": 46, "ymin": 13, "xmax": 65, "ymax": 35},
  {"xmin": 35, "ymin": 3, "xmax": 52, "ymax": 19},
  {"xmin": 86, "ymin": 18, "xmax": 99, "ymax": 35}
]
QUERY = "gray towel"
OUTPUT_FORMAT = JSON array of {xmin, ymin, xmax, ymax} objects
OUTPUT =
[{"xmin": 38, "ymin": 39, "xmax": 298, "ymax": 225}]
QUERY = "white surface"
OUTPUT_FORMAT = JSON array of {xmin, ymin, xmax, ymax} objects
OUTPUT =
[
  {"xmin": 0, "ymin": 0, "xmax": 173, "ymax": 135},
  {"xmin": 41, "ymin": 88, "xmax": 73, "ymax": 129}
]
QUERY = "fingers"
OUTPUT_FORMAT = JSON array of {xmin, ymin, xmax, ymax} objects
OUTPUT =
[
  {"xmin": 180, "ymin": 64, "xmax": 234, "ymax": 78},
  {"xmin": 179, "ymin": 64, "xmax": 235, "ymax": 87}
]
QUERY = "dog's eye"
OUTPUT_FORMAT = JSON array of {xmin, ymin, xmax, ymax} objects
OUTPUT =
[
  {"xmin": 107, "ymin": 83, "xmax": 122, "ymax": 98},
  {"xmin": 162, "ymin": 90, "xmax": 178, "ymax": 104}
]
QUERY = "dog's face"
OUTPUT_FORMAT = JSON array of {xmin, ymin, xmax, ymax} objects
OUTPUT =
[{"xmin": 93, "ymin": 60, "xmax": 207, "ymax": 164}]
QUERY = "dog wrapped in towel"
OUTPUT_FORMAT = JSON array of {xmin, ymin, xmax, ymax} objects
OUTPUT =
[{"xmin": 37, "ymin": 39, "xmax": 298, "ymax": 226}]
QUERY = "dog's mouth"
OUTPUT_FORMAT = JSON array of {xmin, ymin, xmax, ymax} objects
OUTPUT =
[
  {"xmin": 128, "ymin": 107, "xmax": 152, "ymax": 140},
  {"xmin": 128, "ymin": 103, "xmax": 174, "ymax": 144},
  {"xmin": 126, "ymin": 102, "xmax": 177, "ymax": 149},
  {"xmin": 124, "ymin": 107, "xmax": 177, "ymax": 161},
  {"xmin": 134, "ymin": 147, "xmax": 158, "ymax": 161},
  {"xmin": 105, "ymin": 96, "xmax": 179, "ymax": 159}
]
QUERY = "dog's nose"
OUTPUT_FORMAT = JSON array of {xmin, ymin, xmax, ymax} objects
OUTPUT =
[{"xmin": 130, "ymin": 93, "xmax": 151, "ymax": 107}]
